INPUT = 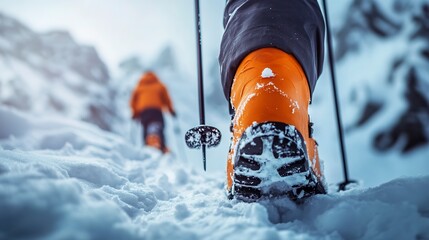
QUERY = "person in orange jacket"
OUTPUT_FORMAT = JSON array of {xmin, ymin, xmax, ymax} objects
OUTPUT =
[{"xmin": 130, "ymin": 71, "xmax": 176, "ymax": 153}]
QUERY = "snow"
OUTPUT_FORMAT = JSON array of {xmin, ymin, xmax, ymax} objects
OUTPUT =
[
  {"xmin": 1, "ymin": 106, "xmax": 429, "ymax": 239},
  {"xmin": 261, "ymin": 68, "xmax": 276, "ymax": 78},
  {"xmin": 1, "ymin": 2, "xmax": 429, "ymax": 239},
  {"xmin": 236, "ymin": 123, "xmax": 313, "ymax": 194},
  {"xmin": 314, "ymin": 0, "xmax": 429, "ymax": 187},
  {"xmin": 184, "ymin": 125, "xmax": 221, "ymax": 149},
  {"xmin": 1, "ymin": 0, "xmax": 426, "ymax": 195}
]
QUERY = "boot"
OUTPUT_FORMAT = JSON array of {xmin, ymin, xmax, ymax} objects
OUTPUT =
[{"xmin": 226, "ymin": 48, "xmax": 326, "ymax": 201}]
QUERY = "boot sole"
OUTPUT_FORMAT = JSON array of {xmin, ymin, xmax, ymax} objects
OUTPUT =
[{"xmin": 230, "ymin": 122, "xmax": 326, "ymax": 202}]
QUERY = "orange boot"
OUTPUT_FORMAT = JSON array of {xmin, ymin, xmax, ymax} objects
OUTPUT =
[
  {"xmin": 146, "ymin": 134, "xmax": 162, "ymax": 150},
  {"xmin": 226, "ymin": 48, "xmax": 326, "ymax": 201}
]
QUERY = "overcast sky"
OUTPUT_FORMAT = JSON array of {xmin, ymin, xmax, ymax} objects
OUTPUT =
[{"xmin": 0, "ymin": 0, "xmax": 225, "ymax": 75}]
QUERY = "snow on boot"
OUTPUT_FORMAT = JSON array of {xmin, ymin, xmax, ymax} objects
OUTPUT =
[{"xmin": 226, "ymin": 48, "xmax": 326, "ymax": 201}]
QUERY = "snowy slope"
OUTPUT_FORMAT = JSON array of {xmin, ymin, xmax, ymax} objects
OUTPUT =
[
  {"xmin": 106, "ymin": 0, "xmax": 429, "ymax": 190},
  {"xmin": 309, "ymin": 0, "xmax": 429, "ymax": 188},
  {"xmin": 1, "ymin": 106, "xmax": 429, "ymax": 240},
  {"xmin": 1, "ymin": 4, "xmax": 429, "ymax": 239},
  {"xmin": 0, "ymin": 12, "xmax": 114, "ymax": 130},
  {"xmin": 109, "ymin": 46, "xmax": 231, "ymax": 173},
  {"xmin": 334, "ymin": 0, "xmax": 429, "ymax": 152},
  {"xmin": 2, "ymin": 1, "xmax": 427, "ymax": 191}
]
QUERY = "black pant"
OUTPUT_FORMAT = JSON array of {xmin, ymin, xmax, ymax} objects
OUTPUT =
[
  {"xmin": 219, "ymin": 0, "xmax": 325, "ymax": 105},
  {"xmin": 138, "ymin": 108, "xmax": 165, "ymax": 150}
]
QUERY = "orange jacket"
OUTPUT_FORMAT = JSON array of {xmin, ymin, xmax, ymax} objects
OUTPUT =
[{"xmin": 129, "ymin": 72, "xmax": 174, "ymax": 118}]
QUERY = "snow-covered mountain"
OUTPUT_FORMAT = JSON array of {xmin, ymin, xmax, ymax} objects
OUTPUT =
[
  {"xmin": 0, "ymin": 12, "xmax": 114, "ymax": 130},
  {"xmin": 306, "ymin": 0, "xmax": 429, "ymax": 188},
  {"xmin": 334, "ymin": 0, "xmax": 429, "ymax": 152},
  {"xmin": 0, "ymin": 11, "xmax": 230, "ymax": 173}
]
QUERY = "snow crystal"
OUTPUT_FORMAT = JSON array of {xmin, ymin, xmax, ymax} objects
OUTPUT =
[
  {"xmin": 290, "ymin": 100, "xmax": 300, "ymax": 114},
  {"xmin": 261, "ymin": 68, "xmax": 275, "ymax": 78},
  {"xmin": 255, "ymin": 82, "xmax": 264, "ymax": 89}
]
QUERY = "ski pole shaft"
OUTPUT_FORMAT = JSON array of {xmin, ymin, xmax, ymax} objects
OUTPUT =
[
  {"xmin": 322, "ymin": 0, "xmax": 351, "ymax": 183},
  {"xmin": 194, "ymin": 0, "xmax": 205, "ymax": 125},
  {"xmin": 194, "ymin": 0, "xmax": 208, "ymax": 171},
  {"xmin": 202, "ymin": 145, "xmax": 207, "ymax": 171}
]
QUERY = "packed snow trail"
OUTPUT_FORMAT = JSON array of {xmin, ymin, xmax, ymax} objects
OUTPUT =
[{"xmin": 1, "ymin": 106, "xmax": 429, "ymax": 240}]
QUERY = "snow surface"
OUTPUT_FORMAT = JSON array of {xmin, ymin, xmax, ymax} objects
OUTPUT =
[{"xmin": 1, "ymin": 106, "xmax": 429, "ymax": 239}]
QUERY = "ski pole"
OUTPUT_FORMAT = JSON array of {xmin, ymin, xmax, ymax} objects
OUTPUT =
[
  {"xmin": 195, "ymin": 0, "xmax": 207, "ymax": 170},
  {"xmin": 321, "ymin": 0, "xmax": 357, "ymax": 191},
  {"xmin": 184, "ymin": 0, "xmax": 222, "ymax": 171}
]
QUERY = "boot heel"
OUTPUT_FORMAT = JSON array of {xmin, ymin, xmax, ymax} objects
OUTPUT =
[{"xmin": 232, "ymin": 122, "xmax": 325, "ymax": 201}]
